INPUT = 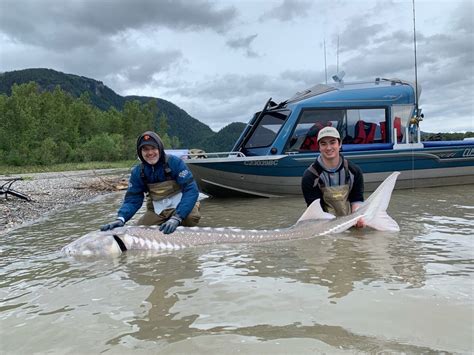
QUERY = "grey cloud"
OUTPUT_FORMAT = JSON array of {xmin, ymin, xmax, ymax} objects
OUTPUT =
[
  {"xmin": 451, "ymin": 0, "xmax": 473, "ymax": 33},
  {"xmin": 161, "ymin": 71, "xmax": 333, "ymax": 130},
  {"xmin": 162, "ymin": 74, "xmax": 286, "ymax": 130},
  {"xmin": 337, "ymin": 16, "xmax": 385, "ymax": 52},
  {"xmin": 116, "ymin": 51, "xmax": 182, "ymax": 85},
  {"xmin": 226, "ymin": 34, "xmax": 259, "ymax": 57},
  {"xmin": 0, "ymin": 0, "xmax": 237, "ymax": 51},
  {"xmin": 339, "ymin": 27, "xmax": 473, "ymax": 132},
  {"xmin": 280, "ymin": 69, "xmax": 326, "ymax": 86},
  {"xmin": 377, "ymin": 30, "xmax": 419, "ymax": 46},
  {"xmin": 260, "ymin": 0, "xmax": 312, "ymax": 22},
  {"xmin": 339, "ymin": 33, "xmax": 416, "ymax": 80},
  {"xmin": 245, "ymin": 49, "xmax": 259, "ymax": 58},
  {"xmin": 0, "ymin": 36, "xmax": 182, "ymax": 90},
  {"xmin": 226, "ymin": 34, "xmax": 258, "ymax": 49},
  {"xmin": 422, "ymin": 33, "xmax": 474, "ymax": 69},
  {"xmin": 163, "ymin": 73, "xmax": 272, "ymax": 101}
]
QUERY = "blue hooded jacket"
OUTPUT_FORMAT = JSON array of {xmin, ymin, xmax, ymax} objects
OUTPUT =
[{"xmin": 117, "ymin": 131, "xmax": 199, "ymax": 222}]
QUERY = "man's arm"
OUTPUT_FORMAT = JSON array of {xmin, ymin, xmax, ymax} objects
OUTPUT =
[
  {"xmin": 348, "ymin": 162, "xmax": 364, "ymax": 205},
  {"xmin": 169, "ymin": 156, "xmax": 199, "ymax": 219},
  {"xmin": 117, "ymin": 166, "xmax": 146, "ymax": 222},
  {"xmin": 301, "ymin": 169, "xmax": 323, "ymax": 207},
  {"xmin": 348, "ymin": 162, "xmax": 365, "ymax": 227}
]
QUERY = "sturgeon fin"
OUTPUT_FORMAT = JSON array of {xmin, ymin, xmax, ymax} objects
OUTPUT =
[
  {"xmin": 297, "ymin": 199, "xmax": 336, "ymax": 224},
  {"xmin": 360, "ymin": 172, "xmax": 400, "ymax": 232},
  {"xmin": 366, "ymin": 213, "xmax": 400, "ymax": 231}
]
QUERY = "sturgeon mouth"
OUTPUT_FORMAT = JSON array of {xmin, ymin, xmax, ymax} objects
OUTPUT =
[{"xmin": 113, "ymin": 235, "xmax": 127, "ymax": 252}]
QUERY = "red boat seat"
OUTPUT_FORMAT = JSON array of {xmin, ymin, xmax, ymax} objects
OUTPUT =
[
  {"xmin": 354, "ymin": 120, "xmax": 377, "ymax": 144},
  {"xmin": 300, "ymin": 121, "xmax": 332, "ymax": 151}
]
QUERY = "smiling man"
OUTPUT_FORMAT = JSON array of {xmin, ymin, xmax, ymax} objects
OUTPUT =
[
  {"xmin": 100, "ymin": 131, "xmax": 201, "ymax": 234},
  {"xmin": 301, "ymin": 126, "xmax": 365, "ymax": 227}
]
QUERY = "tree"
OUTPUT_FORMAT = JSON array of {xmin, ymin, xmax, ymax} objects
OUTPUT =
[{"xmin": 0, "ymin": 83, "xmax": 180, "ymax": 165}]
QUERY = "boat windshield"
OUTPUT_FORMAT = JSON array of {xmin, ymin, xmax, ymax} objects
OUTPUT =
[{"xmin": 243, "ymin": 110, "xmax": 290, "ymax": 149}]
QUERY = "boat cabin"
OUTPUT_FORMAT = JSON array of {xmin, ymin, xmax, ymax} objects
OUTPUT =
[{"xmin": 232, "ymin": 78, "xmax": 420, "ymax": 156}]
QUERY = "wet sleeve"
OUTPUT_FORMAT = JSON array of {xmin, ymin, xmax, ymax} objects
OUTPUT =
[
  {"xmin": 301, "ymin": 169, "xmax": 323, "ymax": 207},
  {"xmin": 169, "ymin": 157, "xmax": 199, "ymax": 219},
  {"xmin": 117, "ymin": 166, "xmax": 146, "ymax": 222},
  {"xmin": 348, "ymin": 163, "xmax": 364, "ymax": 204}
]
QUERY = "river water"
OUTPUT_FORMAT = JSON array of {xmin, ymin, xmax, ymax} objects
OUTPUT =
[{"xmin": 1, "ymin": 186, "xmax": 473, "ymax": 354}]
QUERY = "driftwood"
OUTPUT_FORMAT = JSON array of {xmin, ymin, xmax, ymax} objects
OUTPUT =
[
  {"xmin": 76, "ymin": 172, "xmax": 129, "ymax": 192},
  {"xmin": 1, "ymin": 178, "xmax": 32, "ymax": 201}
]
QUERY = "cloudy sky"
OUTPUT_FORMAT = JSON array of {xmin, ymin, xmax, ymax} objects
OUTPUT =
[{"xmin": 1, "ymin": 0, "xmax": 472, "ymax": 132}]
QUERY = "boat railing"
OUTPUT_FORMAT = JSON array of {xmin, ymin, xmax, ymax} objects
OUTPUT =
[
  {"xmin": 187, "ymin": 151, "xmax": 247, "ymax": 159},
  {"xmin": 393, "ymin": 124, "xmax": 423, "ymax": 150}
]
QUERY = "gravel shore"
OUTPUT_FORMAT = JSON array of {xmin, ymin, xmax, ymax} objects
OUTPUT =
[{"xmin": 0, "ymin": 169, "xmax": 130, "ymax": 234}]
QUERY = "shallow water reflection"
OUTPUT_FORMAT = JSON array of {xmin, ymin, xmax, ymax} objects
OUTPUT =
[{"xmin": 1, "ymin": 186, "xmax": 473, "ymax": 354}]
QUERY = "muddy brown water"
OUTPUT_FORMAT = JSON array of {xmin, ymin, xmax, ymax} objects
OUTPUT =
[{"xmin": 1, "ymin": 186, "xmax": 473, "ymax": 354}]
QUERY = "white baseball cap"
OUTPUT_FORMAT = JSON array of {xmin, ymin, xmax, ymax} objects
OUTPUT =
[{"xmin": 317, "ymin": 126, "xmax": 340, "ymax": 142}]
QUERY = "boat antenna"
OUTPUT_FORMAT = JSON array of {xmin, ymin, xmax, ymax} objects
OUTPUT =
[
  {"xmin": 412, "ymin": 0, "xmax": 419, "ymax": 117},
  {"xmin": 336, "ymin": 35, "xmax": 340, "ymax": 73},
  {"xmin": 324, "ymin": 39, "xmax": 328, "ymax": 84}
]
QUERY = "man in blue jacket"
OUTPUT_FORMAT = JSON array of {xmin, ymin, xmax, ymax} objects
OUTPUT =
[{"xmin": 100, "ymin": 131, "xmax": 200, "ymax": 234}]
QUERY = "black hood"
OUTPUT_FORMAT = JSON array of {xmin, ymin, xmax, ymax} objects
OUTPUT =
[{"xmin": 136, "ymin": 131, "xmax": 166, "ymax": 165}]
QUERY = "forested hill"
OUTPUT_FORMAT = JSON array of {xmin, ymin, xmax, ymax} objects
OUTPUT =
[{"xmin": 0, "ymin": 68, "xmax": 242, "ymax": 150}]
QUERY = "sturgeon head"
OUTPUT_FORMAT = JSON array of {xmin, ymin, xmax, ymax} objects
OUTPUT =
[{"xmin": 61, "ymin": 231, "xmax": 122, "ymax": 256}]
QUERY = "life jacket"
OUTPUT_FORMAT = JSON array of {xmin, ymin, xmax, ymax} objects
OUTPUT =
[
  {"xmin": 354, "ymin": 120, "xmax": 377, "ymax": 144},
  {"xmin": 300, "ymin": 121, "xmax": 332, "ymax": 151}
]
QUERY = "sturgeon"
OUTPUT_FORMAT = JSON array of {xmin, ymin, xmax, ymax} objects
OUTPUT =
[{"xmin": 61, "ymin": 172, "xmax": 400, "ymax": 256}]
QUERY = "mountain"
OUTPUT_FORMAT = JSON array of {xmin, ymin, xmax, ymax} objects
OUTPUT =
[
  {"xmin": 0, "ymin": 68, "xmax": 122, "ymax": 110},
  {"xmin": 199, "ymin": 122, "xmax": 247, "ymax": 152},
  {"xmin": 0, "ymin": 68, "xmax": 243, "ymax": 151}
]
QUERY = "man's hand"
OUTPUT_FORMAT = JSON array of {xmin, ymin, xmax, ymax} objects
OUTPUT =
[
  {"xmin": 100, "ymin": 219, "xmax": 125, "ymax": 231},
  {"xmin": 159, "ymin": 216, "xmax": 182, "ymax": 234},
  {"xmin": 355, "ymin": 218, "xmax": 366, "ymax": 228},
  {"xmin": 351, "ymin": 203, "xmax": 365, "ymax": 228}
]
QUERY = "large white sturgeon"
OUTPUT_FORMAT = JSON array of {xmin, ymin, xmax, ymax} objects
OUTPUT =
[{"xmin": 62, "ymin": 172, "xmax": 400, "ymax": 257}]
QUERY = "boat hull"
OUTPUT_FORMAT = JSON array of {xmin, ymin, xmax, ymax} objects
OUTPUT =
[{"xmin": 187, "ymin": 145, "xmax": 474, "ymax": 197}]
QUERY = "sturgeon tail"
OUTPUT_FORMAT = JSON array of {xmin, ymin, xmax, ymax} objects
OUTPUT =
[{"xmin": 360, "ymin": 172, "xmax": 400, "ymax": 231}]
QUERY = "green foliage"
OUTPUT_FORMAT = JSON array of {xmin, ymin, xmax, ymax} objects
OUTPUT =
[
  {"xmin": 0, "ymin": 83, "xmax": 176, "ymax": 166},
  {"xmin": 422, "ymin": 132, "xmax": 474, "ymax": 141},
  {"xmin": 198, "ymin": 122, "xmax": 246, "ymax": 152},
  {"xmin": 33, "ymin": 138, "xmax": 59, "ymax": 165},
  {"xmin": 0, "ymin": 68, "xmax": 218, "ymax": 149},
  {"xmin": 81, "ymin": 133, "xmax": 124, "ymax": 162}
]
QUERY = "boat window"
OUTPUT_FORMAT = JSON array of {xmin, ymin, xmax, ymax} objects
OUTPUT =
[
  {"xmin": 391, "ymin": 105, "xmax": 413, "ymax": 143},
  {"xmin": 287, "ymin": 109, "xmax": 344, "ymax": 151},
  {"xmin": 243, "ymin": 111, "xmax": 289, "ymax": 149},
  {"xmin": 286, "ymin": 108, "xmax": 387, "ymax": 152},
  {"xmin": 345, "ymin": 108, "xmax": 386, "ymax": 144}
]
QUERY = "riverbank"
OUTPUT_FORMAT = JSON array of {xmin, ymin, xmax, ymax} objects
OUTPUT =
[{"xmin": 0, "ymin": 169, "xmax": 129, "ymax": 234}]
